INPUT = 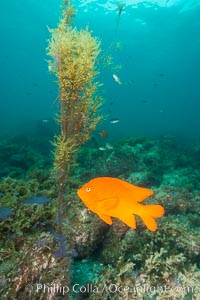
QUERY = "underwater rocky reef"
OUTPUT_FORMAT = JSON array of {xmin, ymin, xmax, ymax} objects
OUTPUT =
[{"xmin": 0, "ymin": 135, "xmax": 200, "ymax": 299}]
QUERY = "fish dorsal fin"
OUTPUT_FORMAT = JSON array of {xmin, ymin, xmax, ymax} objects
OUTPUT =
[
  {"xmin": 107, "ymin": 178, "xmax": 153, "ymax": 203},
  {"xmin": 97, "ymin": 197, "xmax": 119, "ymax": 212},
  {"xmin": 130, "ymin": 186, "xmax": 154, "ymax": 202},
  {"xmin": 98, "ymin": 214, "xmax": 112, "ymax": 225}
]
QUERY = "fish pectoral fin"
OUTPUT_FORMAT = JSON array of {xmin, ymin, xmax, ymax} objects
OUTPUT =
[
  {"xmin": 98, "ymin": 197, "xmax": 119, "ymax": 211},
  {"xmin": 118, "ymin": 214, "xmax": 136, "ymax": 229},
  {"xmin": 98, "ymin": 214, "xmax": 112, "ymax": 225}
]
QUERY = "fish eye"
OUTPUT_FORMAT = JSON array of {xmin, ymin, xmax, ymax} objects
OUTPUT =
[{"xmin": 86, "ymin": 187, "xmax": 91, "ymax": 192}]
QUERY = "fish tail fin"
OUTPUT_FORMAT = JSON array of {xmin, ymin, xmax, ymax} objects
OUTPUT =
[
  {"xmin": 135, "ymin": 204, "xmax": 164, "ymax": 231},
  {"xmin": 144, "ymin": 204, "xmax": 165, "ymax": 218}
]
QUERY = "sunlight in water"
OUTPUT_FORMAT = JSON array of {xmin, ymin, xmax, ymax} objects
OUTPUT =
[{"xmin": 78, "ymin": 0, "xmax": 200, "ymax": 12}]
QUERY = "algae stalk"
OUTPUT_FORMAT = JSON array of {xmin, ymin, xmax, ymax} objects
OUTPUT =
[
  {"xmin": 115, "ymin": 2, "xmax": 125, "ymax": 39},
  {"xmin": 47, "ymin": 2, "xmax": 103, "ymax": 220}
]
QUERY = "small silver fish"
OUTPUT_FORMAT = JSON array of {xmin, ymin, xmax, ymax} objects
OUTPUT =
[
  {"xmin": 113, "ymin": 74, "xmax": 122, "ymax": 85},
  {"xmin": 99, "ymin": 147, "xmax": 107, "ymax": 151},
  {"xmin": 106, "ymin": 143, "xmax": 113, "ymax": 150},
  {"xmin": 110, "ymin": 118, "xmax": 120, "ymax": 124}
]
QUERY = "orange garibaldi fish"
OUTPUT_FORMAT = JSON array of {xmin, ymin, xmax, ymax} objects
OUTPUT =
[{"xmin": 77, "ymin": 177, "xmax": 164, "ymax": 232}]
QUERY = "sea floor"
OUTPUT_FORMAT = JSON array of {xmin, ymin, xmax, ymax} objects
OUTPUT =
[{"xmin": 0, "ymin": 134, "xmax": 200, "ymax": 299}]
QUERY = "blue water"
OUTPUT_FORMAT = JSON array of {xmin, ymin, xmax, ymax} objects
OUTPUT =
[{"xmin": 0, "ymin": 0, "xmax": 200, "ymax": 139}]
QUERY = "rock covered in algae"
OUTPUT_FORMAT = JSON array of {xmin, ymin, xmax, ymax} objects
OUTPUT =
[{"xmin": 63, "ymin": 195, "xmax": 110, "ymax": 258}]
